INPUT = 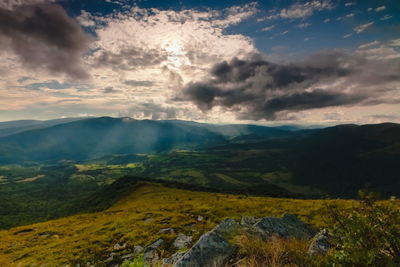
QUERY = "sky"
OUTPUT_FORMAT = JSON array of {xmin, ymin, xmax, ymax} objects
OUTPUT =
[{"xmin": 0, "ymin": 0, "xmax": 399, "ymax": 125}]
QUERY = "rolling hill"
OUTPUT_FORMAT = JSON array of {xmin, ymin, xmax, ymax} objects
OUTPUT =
[{"xmin": 0, "ymin": 180, "xmax": 357, "ymax": 266}]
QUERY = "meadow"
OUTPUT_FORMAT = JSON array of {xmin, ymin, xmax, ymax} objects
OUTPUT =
[{"xmin": 0, "ymin": 182, "xmax": 359, "ymax": 266}]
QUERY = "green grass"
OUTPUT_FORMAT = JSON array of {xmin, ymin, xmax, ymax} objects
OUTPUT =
[{"xmin": 0, "ymin": 182, "xmax": 362, "ymax": 266}]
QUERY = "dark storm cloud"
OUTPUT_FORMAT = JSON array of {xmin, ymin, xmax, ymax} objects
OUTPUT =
[
  {"xmin": 94, "ymin": 48, "xmax": 167, "ymax": 70},
  {"xmin": 179, "ymin": 52, "xmax": 399, "ymax": 120},
  {"xmin": 0, "ymin": 3, "xmax": 90, "ymax": 79}
]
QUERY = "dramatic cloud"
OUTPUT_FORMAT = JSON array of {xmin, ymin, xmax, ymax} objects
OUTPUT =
[
  {"xmin": 0, "ymin": 0, "xmax": 55, "ymax": 10},
  {"xmin": 179, "ymin": 49, "xmax": 400, "ymax": 120},
  {"xmin": 0, "ymin": 3, "xmax": 90, "ymax": 79}
]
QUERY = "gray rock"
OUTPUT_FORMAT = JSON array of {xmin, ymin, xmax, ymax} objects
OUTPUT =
[
  {"xmin": 133, "ymin": 245, "xmax": 144, "ymax": 254},
  {"xmin": 105, "ymin": 255, "xmax": 114, "ymax": 263},
  {"xmin": 143, "ymin": 250, "xmax": 159, "ymax": 265},
  {"xmin": 173, "ymin": 233, "xmax": 192, "ymax": 249},
  {"xmin": 163, "ymin": 251, "xmax": 186, "ymax": 265},
  {"xmin": 308, "ymin": 229, "xmax": 331, "ymax": 255},
  {"xmin": 113, "ymin": 242, "xmax": 127, "ymax": 251},
  {"xmin": 143, "ymin": 239, "xmax": 164, "ymax": 264},
  {"xmin": 158, "ymin": 228, "xmax": 175, "ymax": 235},
  {"xmin": 173, "ymin": 219, "xmax": 239, "ymax": 267},
  {"xmin": 253, "ymin": 213, "xmax": 316, "ymax": 239},
  {"xmin": 146, "ymin": 238, "xmax": 164, "ymax": 251},
  {"xmin": 197, "ymin": 215, "xmax": 204, "ymax": 222}
]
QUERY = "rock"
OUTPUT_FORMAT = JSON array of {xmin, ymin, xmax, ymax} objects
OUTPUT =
[
  {"xmin": 105, "ymin": 255, "xmax": 114, "ymax": 263},
  {"xmin": 133, "ymin": 245, "xmax": 144, "ymax": 254},
  {"xmin": 143, "ymin": 239, "xmax": 164, "ymax": 263},
  {"xmin": 162, "ymin": 251, "xmax": 186, "ymax": 265},
  {"xmin": 240, "ymin": 216, "xmax": 261, "ymax": 228},
  {"xmin": 146, "ymin": 239, "xmax": 164, "ymax": 251},
  {"xmin": 143, "ymin": 250, "xmax": 159, "ymax": 264},
  {"xmin": 143, "ymin": 218, "xmax": 154, "ymax": 223},
  {"xmin": 13, "ymin": 228, "xmax": 34, "ymax": 235},
  {"xmin": 308, "ymin": 229, "xmax": 331, "ymax": 256},
  {"xmin": 173, "ymin": 233, "xmax": 192, "ymax": 249},
  {"xmin": 197, "ymin": 215, "xmax": 204, "ymax": 222},
  {"xmin": 158, "ymin": 228, "xmax": 175, "ymax": 234},
  {"xmin": 113, "ymin": 242, "xmax": 127, "ymax": 251},
  {"xmin": 174, "ymin": 219, "xmax": 239, "ymax": 267},
  {"xmin": 253, "ymin": 213, "xmax": 316, "ymax": 239}
]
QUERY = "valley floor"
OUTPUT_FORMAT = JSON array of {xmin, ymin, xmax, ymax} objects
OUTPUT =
[{"xmin": 0, "ymin": 182, "xmax": 357, "ymax": 266}]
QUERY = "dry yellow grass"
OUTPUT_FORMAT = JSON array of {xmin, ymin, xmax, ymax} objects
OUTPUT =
[{"xmin": 0, "ymin": 182, "xmax": 357, "ymax": 266}]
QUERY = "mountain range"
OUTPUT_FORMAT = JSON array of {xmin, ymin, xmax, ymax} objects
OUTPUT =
[{"xmin": 0, "ymin": 117, "xmax": 399, "ymax": 198}]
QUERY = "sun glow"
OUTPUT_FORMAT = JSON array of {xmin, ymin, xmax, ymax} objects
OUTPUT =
[{"xmin": 164, "ymin": 39, "xmax": 186, "ymax": 67}]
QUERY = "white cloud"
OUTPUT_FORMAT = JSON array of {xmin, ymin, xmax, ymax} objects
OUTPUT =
[
  {"xmin": 281, "ymin": 30, "xmax": 289, "ymax": 35},
  {"xmin": 345, "ymin": 2, "xmax": 355, "ymax": 7},
  {"xmin": 0, "ymin": 3, "xmax": 259, "ymax": 122},
  {"xmin": 261, "ymin": 0, "xmax": 333, "ymax": 20},
  {"xmin": 389, "ymin": 39, "xmax": 400, "ymax": 47},
  {"xmin": 380, "ymin": 14, "xmax": 392, "ymax": 21},
  {"xmin": 375, "ymin": 6, "xmax": 386, "ymax": 12},
  {"xmin": 337, "ymin": 13, "xmax": 355, "ymax": 21},
  {"xmin": 323, "ymin": 18, "xmax": 331, "ymax": 23},
  {"xmin": 261, "ymin": 25, "xmax": 275, "ymax": 31},
  {"xmin": 343, "ymin": 33, "xmax": 352, "ymax": 38},
  {"xmin": 358, "ymin": 41, "xmax": 380, "ymax": 49},
  {"xmin": 296, "ymin": 22, "xmax": 312, "ymax": 28},
  {"xmin": 354, "ymin": 22, "xmax": 374, "ymax": 34}
]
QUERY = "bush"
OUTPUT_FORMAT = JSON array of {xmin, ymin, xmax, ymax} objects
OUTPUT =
[{"xmin": 326, "ymin": 189, "xmax": 400, "ymax": 266}]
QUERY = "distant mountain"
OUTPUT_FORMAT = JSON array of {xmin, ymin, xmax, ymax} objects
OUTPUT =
[
  {"xmin": 0, "ymin": 117, "xmax": 228, "ymax": 163},
  {"xmin": 0, "ymin": 117, "xmax": 300, "ymax": 163},
  {"xmin": 0, "ymin": 118, "xmax": 88, "ymax": 137},
  {"xmin": 217, "ymin": 122, "xmax": 400, "ymax": 197}
]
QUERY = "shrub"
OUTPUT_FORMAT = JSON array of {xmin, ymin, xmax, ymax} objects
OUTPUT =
[{"xmin": 325, "ymin": 189, "xmax": 400, "ymax": 266}]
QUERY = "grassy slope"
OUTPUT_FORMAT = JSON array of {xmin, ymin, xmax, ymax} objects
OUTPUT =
[{"xmin": 0, "ymin": 182, "xmax": 358, "ymax": 266}]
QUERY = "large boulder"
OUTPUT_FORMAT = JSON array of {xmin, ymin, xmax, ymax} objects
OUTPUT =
[
  {"xmin": 174, "ymin": 219, "xmax": 239, "ymax": 267},
  {"xmin": 253, "ymin": 213, "xmax": 316, "ymax": 239}
]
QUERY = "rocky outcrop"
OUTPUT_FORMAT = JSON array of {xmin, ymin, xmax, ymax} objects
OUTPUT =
[
  {"xmin": 172, "ymin": 214, "xmax": 318, "ymax": 267},
  {"xmin": 115, "ymin": 213, "xmax": 326, "ymax": 266},
  {"xmin": 174, "ymin": 219, "xmax": 239, "ymax": 267}
]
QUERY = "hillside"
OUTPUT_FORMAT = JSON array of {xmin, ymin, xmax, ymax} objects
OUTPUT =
[
  {"xmin": 0, "ymin": 181, "xmax": 357, "ymax": 266},
  {"xmin": 0, "ymin": 117, "xmax": 227, "ymax": 163}
]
